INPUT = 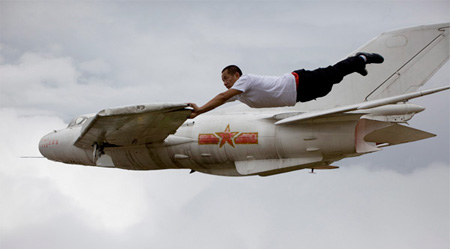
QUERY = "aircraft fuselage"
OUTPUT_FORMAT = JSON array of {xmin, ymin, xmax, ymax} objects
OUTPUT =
[{"xmin": 39, "ymin": 113, "xmax": 360, "ymax": 176}]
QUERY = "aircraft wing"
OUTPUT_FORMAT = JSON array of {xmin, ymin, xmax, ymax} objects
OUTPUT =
[
  {"xmin": 74, "ymin": 103, "xmax": 192, "ymax": 148},
  {"xmin": 275, "ymin": 86, "xmax": 449, "ymax": 125}
]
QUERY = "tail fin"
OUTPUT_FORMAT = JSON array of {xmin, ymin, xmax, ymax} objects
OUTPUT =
[{"xmin": 301, "ymin": 23, "xmax": 450, "ymax": 109}]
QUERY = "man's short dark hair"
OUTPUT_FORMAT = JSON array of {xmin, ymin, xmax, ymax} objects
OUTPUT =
[{"xmin": 222, "ymin": 65, "xmax": 242, "ymax": 76}]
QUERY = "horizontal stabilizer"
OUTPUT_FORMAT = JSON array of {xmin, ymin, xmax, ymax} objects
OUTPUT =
[{"xmin": 364, "ymin": 124, "xmax": 435, "ymax": 146}]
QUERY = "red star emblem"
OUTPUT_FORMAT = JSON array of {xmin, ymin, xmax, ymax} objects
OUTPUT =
[{"xmin": 215, "ymin": 124, "xmax": 238, "ymax": 148}]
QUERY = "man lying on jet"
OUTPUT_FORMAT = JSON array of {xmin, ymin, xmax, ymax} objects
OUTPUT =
[{"xmin": 188, "ymin": 52, "xmax": 384, "ymax": 119}]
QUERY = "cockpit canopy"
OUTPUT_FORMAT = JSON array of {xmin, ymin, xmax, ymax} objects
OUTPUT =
[{"xmin": 67, "ymin": 114, "xmax": 95, "ymax": 128}]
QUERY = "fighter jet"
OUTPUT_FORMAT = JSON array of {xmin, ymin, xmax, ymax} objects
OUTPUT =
[{"xmin": 39, "ymin": 23, "xmax": 449, "ymax": 177}]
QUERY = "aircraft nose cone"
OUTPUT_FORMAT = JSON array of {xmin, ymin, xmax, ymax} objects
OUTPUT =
[{"xmin": 38, "ymin": 131, "xmax": 59, "ymax": 159}]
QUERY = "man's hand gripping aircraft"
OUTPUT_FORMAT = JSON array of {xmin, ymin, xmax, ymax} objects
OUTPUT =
[{"xmin": 39, "ymin": 23, "xmax": 450, "ymax": 177}]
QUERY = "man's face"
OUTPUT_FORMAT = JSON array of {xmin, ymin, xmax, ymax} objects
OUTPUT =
[{"xmin": 221, "ymin": 70, "xmax": 240, "ymax": 89}]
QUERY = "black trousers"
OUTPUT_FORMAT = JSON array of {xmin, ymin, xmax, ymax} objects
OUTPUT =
[{"xmin": 293, "ymin": 55, "xmax": 365, "ymax": 102}]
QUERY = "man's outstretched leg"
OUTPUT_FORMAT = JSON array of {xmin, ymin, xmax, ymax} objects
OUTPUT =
[
  {"xmin": 335, "ymin": 52, "xmax": 384, "ymax": 76},
  {"xmin": 294, "ymin": 52, "xmax": 384, "ymax": 102}
]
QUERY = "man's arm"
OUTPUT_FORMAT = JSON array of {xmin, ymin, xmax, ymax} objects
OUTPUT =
[{"xmin": 188, "ymin": 88, "xmax": 242, "ymax": 118}]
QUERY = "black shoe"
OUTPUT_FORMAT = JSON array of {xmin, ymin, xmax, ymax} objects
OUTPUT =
[{"xmin": 356, "ymin": 52, "xmax": 384, "ymax": 64}]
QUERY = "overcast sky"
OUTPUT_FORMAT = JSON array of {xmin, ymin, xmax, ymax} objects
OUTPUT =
[{"xmin": 1, "ymin": 1, "xmax": 449, "ymax": 249}]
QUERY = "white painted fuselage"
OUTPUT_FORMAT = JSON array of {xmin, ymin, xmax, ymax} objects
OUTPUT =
[{"xmin": 39, "ymin": 112, "xmax": 356, "ymax": 176}]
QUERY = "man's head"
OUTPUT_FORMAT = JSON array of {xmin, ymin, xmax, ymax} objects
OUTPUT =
[{"xmin": 221, "ymin": 65, "xmax": 242, "ymax": 89}]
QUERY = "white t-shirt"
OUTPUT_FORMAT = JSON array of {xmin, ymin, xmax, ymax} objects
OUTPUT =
[{"xmin": 228, "ymin": 73, "xmax": 297, "ymax": 108}]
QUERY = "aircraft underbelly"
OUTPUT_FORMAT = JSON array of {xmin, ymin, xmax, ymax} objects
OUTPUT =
[{"xmin": 106, "ymin": 145, "xmax": 175, "ymax": 170}]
